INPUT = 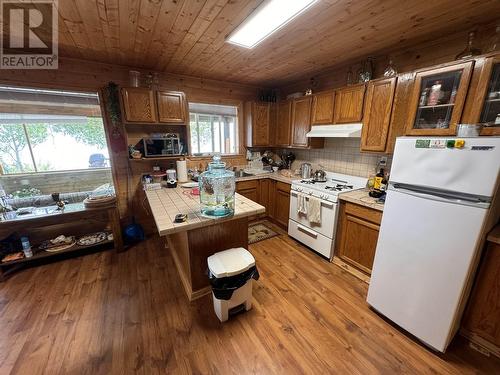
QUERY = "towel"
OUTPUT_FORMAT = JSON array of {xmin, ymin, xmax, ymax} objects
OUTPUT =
[
  {"xmin": 307, "ymin": 196, "xmax": 321, "ymax": 224},
  {"xmin": 297, "ymin": 192, "xmax": 307, "ymax": 215}
]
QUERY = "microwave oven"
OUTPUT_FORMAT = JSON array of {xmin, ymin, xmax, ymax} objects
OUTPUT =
[{"xmin": 143, "ymin": 134, "xmax": 183, "ymax": 157}]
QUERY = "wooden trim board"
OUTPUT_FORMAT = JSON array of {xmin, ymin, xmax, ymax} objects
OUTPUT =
[{"xmin": 332, "ymin": 256, "xmax": 371, "ymax": 284}]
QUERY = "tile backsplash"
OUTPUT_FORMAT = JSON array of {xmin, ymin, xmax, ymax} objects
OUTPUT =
[{"xmin": 281, "ymin": 138, "xmax": 392, "ymax": 178}]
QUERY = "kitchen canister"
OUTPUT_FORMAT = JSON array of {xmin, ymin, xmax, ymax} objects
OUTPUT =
[{"xmin": 176, "ymin": 159, "xmax": 188, "ymax": 182}]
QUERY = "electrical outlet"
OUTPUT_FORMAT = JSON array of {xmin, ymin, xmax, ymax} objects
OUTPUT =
[{"xmin": 378, "ymin": 156, "xmax": 387, "ymax": 167}]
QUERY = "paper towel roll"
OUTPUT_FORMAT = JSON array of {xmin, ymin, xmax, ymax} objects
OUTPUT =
[{"xmin": 176, "ymin": 160, "xmax": 188, "ymax": 182}]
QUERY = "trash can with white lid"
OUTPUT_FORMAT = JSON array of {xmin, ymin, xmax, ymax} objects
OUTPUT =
[{"xmin": 207, "ymin": 247, "xmax": 259, "ymax": 322}]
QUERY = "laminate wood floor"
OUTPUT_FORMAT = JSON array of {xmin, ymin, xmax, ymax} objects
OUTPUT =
[{"xmin": 1, "ymin": 222, "xmax": 499, "ymax": 374}]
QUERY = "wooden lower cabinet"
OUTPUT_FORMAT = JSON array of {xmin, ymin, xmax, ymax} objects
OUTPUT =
[
  {"xmin": 462, "ymin": 233, "xmax": 500, "ymax": 356},
  {"xmin": 236, "ymin": 179, "xmax": 291, "ymax": 228},
  {"xmin": 258, "ymin": 179, "xmax": 271, "ymax": 216},
  {"xmin": 236, "ymin": 180, "xmax": 259, "ymax": 202},
  {"xmin": 335, "ymin": 201, "xmax": 382, "ymax": 275},
  {"xmin": 273, "ymin": 181, "xmax": 291, "ymax": 228}
]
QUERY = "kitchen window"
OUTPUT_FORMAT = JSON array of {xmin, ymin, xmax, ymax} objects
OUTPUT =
[
  {"xmin": 189, "ymin": 103, "xmax": 238, "ymax": 155},
  {"xmin": 0, "ymin": 115, "xmax": 109, "ymax": 174},
  {"xmin": 0, "ymin": 85, "xmax": 113, "ymax": 201}
]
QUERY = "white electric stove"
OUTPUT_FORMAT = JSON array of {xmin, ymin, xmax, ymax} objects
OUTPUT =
[{"xmin": 288, "ymin": 172, "xmax": 367, "ymax": 260}]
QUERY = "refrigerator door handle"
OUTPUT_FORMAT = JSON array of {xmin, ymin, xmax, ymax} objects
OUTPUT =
[{"xmin": 390, "ymin": 184, "xmax": 490, "ymax": 209}]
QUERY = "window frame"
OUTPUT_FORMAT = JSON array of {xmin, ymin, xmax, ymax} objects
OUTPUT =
[
  {"xmin": 0, "ymin": 120, "xmax": 111, "ymax": 176},
  {"xmin": 187, "ymin": 99, "xmax": 244, "ymax": 158},
  {"xmin": 189, "ymin": 112, "xmax": 238, "ymax": 156}
]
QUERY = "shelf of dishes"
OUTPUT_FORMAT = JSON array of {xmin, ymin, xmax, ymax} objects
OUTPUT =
[{"xmin": 0, "ymin": 232, "xmax": 113, "ymax": 266}]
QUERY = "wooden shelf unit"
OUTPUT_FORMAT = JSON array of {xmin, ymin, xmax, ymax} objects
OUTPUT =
[
  {"xmin": 1, "ymin": 239, "xmax": 114, "ymax": 267},
  {"xmin": 0, "ymin": 204, "xmax": 123, "ymax": 280}
]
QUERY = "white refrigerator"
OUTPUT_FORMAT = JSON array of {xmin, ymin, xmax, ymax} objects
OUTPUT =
[{"xmin": 367, "ymin": 136, "xmax": 500, "ymax": 352}]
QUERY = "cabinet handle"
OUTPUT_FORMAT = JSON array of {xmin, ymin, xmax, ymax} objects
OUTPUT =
[{"xmin": 297, "ymin": 224, "xmax": 318, "ymax": 238}]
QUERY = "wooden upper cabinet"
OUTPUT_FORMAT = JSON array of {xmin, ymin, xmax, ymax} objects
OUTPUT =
[
  {"xmin": 245, "ymin": 102, "xmax": 270, "ymax": 147},
  {"xmin": 334, "ymin": 84, "xmax": 365, "ymax": 123},
  {"xmin": 361, "ymin": 77, "xmax": 397, "ymax": 152},
  {"xmin": 311, "ymin": 91, "xmax": 335, "ymax": 125},
  {"xmin": 121, "ymin": 87, "xmax": 157, "ymax": 123},
  {"xmin": 156, "ymin": 91, "xmax": 187, "ymax": 124},
  {"xmin": 462, "ymin": 54, "xmax": 500, "ymax": 136},
  {"xmin": 405, "ymin": 61, "xmax": 474, "ymax": 136},
  {"xmin": 291, "ymin": 96, "xmax": 312, "ymax": 147},
  {"xmin": 275, "ymin": 101, "xmax": 292, "ymax": 146}
]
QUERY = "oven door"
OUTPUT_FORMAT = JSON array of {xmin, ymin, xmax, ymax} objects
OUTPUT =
[
  {"xmin": 288, "ymin": 220, "xmax": 333, "ymax": 259},
  {"xmin": 289, "ymin": 190, "xmax": 338, "ymax": 238}
]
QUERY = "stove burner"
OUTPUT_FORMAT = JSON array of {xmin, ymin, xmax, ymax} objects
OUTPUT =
[
  {"xmin": 300, "ymin": 180, "xmax": 316, "ymax": 184},
  {"xmin": 325, "ymin": 184, "xmax": 354, "ymax": 191}
]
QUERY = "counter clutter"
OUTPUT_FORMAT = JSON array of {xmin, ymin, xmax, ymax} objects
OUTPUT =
[{"xmin": 339, "ymin": 189, "xmax": 385, "ymax": 211}]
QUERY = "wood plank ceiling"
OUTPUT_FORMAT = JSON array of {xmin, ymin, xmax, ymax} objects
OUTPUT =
[{"xmin": 56, "ymin": 0, "xmax": 500, "ymax": 86}]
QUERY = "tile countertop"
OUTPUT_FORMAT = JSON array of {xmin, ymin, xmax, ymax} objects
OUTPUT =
[
  {"xmin": 338, "ymin": 188, "xmax": 385, "ymax": 212},
  {"xmin": 145, "ymin": 187, "xmax": 265, "ymax": 236},
  {"xmin": 234, "ymin": 172, "xmax": 298, "ymax": 184}
]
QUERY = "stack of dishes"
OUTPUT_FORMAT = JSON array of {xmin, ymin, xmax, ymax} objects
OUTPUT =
[{"xmin": 83, "ymin": 195, "xmax": 116, "ymax": 209}]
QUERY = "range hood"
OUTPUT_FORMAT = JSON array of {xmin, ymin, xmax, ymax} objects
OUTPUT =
[{"xmin": 306, "ymin": 123, "xmax": 363, "ymax": 138}]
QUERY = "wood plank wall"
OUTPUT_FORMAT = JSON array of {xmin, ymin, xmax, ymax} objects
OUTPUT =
[
  {"xmin": 280, "ymin": 21, "xmax": 500, "ymax": 95},
  {"xmin": 0, "ymin": 58, "xmax": 260, "ymax": 234},
  {"xmin": 0, "ymin": 20, "xmax": 498, "ymax": 235}
]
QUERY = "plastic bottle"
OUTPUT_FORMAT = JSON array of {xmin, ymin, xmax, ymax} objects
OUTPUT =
[
  {"xmin": 20, "ymin": 236, "xmax": 33, "ymax": 258},
  {"xmin": 374, "ymin": 168, "xmax": 385, "ymax": 190}
]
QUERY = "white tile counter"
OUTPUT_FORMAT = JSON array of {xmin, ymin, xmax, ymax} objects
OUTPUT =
[{"xmin": 145, "ymin": 187, "xmax": 265, "ymax": 236}]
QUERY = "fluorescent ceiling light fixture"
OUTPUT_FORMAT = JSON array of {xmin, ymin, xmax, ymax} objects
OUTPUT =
[{"xmin": 227, "ymin": 0, "xmax": 317, "ymax": 49}]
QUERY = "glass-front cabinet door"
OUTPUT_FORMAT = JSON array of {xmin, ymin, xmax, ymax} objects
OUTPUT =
[
  {"xmin": 406, "ymin": 61, "xmax": 473, "ymax": 135},
  {"xmin": 479, "ymin": 56, "xmax": 500, "ymax": 135}
]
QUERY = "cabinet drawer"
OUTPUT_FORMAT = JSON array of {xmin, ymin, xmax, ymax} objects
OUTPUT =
[
  {"xmin": 236, "ymin": 180, "xmax": 259, "ymax": 191},
  {"xmin": 344, "ymin": 202, "xmax": 382, "ymax": 224},
  {"xmin": 288, "ymin": 219, "xmax": 333, "ymax": 259},
  {"xmin": 276, "ymin": 181, "xmax": 291, "ymax": 193}
]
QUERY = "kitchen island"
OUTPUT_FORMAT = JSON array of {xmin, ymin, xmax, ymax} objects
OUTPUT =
[{"xmin": 146, "ymin": 187, "xmax": 265, "ymax": 300}]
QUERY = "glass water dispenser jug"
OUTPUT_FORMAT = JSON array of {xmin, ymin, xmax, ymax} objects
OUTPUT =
[{"xmin": 199, "ymin": 154, "xmax": 235, "ymax": 217}]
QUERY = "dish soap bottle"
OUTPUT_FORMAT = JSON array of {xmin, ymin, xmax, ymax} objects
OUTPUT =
[
  {"xmin": 370, "ymin": 168, "xmax": 386, "ymax": 198},
  {"xmin": 374, "ymin": 168, "xmax": 385, "ymax": 190},
  {"xmin": 199, "ymin": 154, "xmax": 235, "ymax": 217}
]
